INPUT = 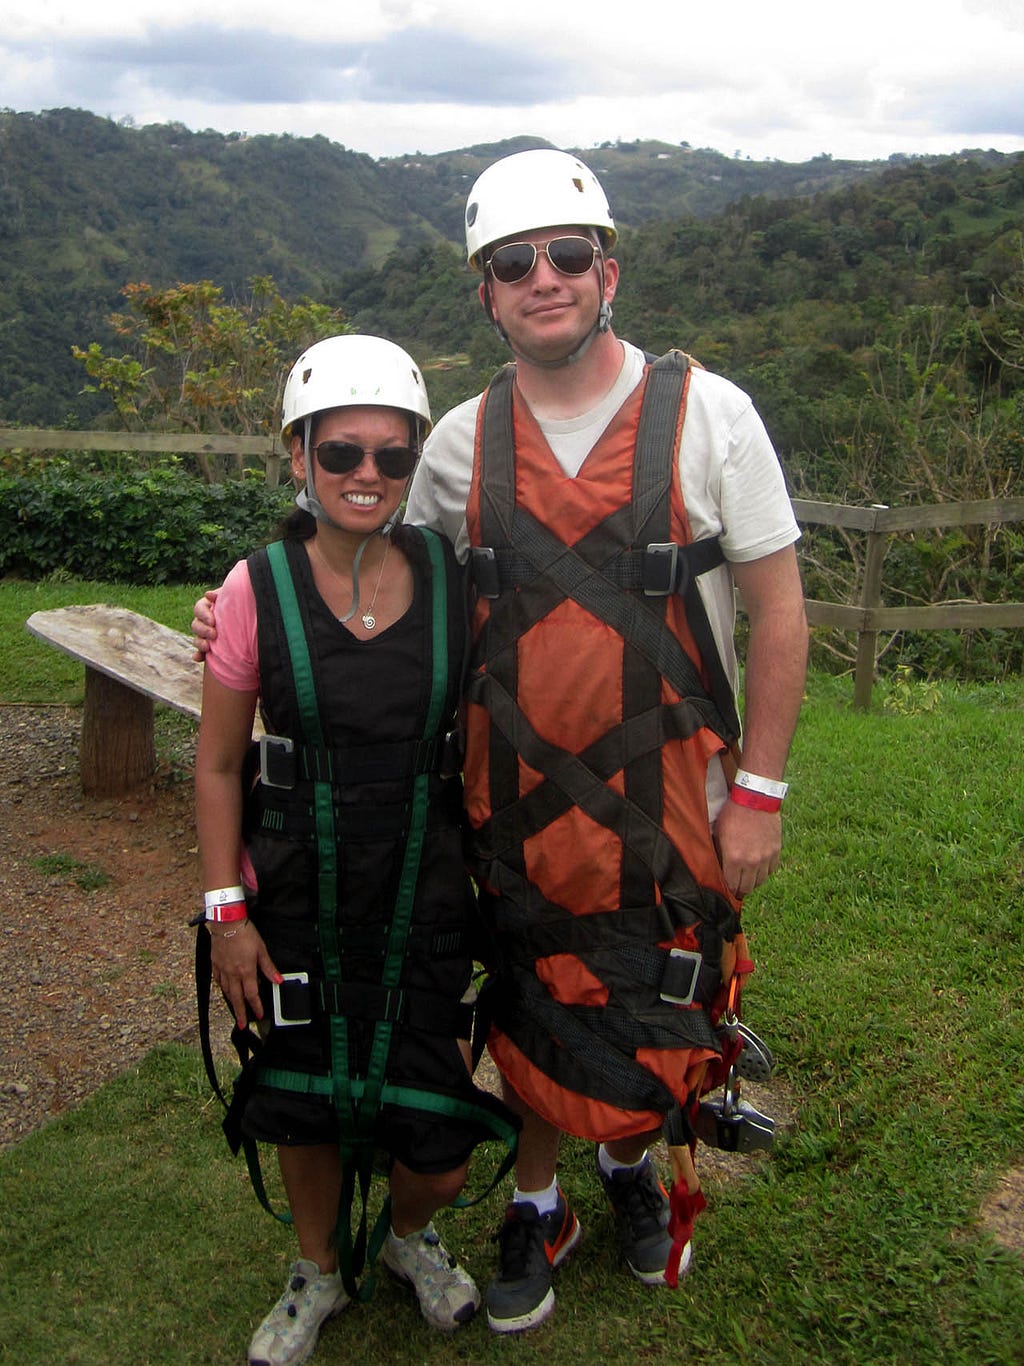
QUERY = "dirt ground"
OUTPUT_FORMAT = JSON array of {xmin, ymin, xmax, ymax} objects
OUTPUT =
[
  {"xmin": 2, "ymin": 701, "xmax": 1021, "ymax": 1255},
  {"xmin": 0, "ymin": 703, "xmax": 210, "ymax": 1151}
]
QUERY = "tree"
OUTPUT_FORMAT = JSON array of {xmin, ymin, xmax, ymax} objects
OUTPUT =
[{"xmin": 72, "ymin": 276, "xmax": 345, "ymax": 481}]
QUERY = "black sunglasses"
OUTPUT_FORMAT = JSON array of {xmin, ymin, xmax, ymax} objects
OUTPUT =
[
  {"xmin": 487, "ymin": 235, "xmax": 599, "ymax": 285},
  {"xmin": 312, "ymin": 441, "xmax": 418, "ymax": 480}
]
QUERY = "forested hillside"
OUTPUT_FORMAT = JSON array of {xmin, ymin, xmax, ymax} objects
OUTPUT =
[
  {"xmin": 342, "ymin": 149, "xmax": 1024, "ymax": 680},
  {"xmin": 343, "ymin": 150, "xmax": 1024, "ymax": 474},
  {"xmin": 0, "ymin": 107, "xmax": 964, "ymax": 425},
  {"xmin": 2, "ymin": 109, "xmax": 1022, "ymax": 678}
]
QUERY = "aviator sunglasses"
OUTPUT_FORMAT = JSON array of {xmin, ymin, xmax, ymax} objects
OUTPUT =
[
  {"xmin": 486, "ymin": 235, "xmax": 599, "ymax": 285},
  {"xmin": 312, "ymin": 441, "xmax": 419, "ymax": 480}
]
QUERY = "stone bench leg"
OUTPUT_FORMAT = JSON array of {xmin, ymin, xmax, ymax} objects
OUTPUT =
[{"xmin": 80, "ymin": 667, "xmax": 156, "ymax": 797}]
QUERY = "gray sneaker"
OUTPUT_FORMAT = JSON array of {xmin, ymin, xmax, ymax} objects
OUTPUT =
[
  {"xmin": 382, "ymin": 1223, "xmax": 480, "ymax": 1330},
  {"xmin": 248, "ymin": 1259, "xmax": 349, "ymax": 1366},
  {"xmin": 596, "ymin": 1152, "xmax": 675, "ymax": 1285},
  {"xmin": 485, "ymin": 1193, "xmax": 582, "ymax": 1333}
]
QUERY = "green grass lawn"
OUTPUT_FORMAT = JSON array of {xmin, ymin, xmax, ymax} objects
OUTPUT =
[
  {"xmin": 0, "ymin": 577, "xmax": 205, "ymax": 703},
  {"xmin": 2, "ymin": 580, "xmax": 1023, "ymax": 1363}
]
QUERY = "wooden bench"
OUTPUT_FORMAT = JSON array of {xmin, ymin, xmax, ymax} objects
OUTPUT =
[{"xmin": 26, "ymin": 604, "xmax": 261, "ymax": 798}]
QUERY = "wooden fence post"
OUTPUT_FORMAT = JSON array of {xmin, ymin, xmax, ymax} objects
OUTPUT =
[{"xmin": 853, "ymin": 506, "xmax": 889, "ymax": 710}]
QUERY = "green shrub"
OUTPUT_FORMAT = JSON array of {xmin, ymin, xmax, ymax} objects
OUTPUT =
[{"xmin": 0, "ymin": 466, "xmax": 294, "ymax": 584}]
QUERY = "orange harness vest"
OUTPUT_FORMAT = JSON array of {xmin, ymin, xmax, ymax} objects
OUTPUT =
[{"xmin": 465, "ymin": 353, "xmax": 746, "ymax": 1142}]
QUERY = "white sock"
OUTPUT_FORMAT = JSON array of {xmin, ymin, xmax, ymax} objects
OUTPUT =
[
  {"xmin": 514, "ymin": 1180, "xmax": 559, "ymax": 1216},
  {"xmin": 597, "ymin": 1144, "xmax": 648, "ymax": 1178}
]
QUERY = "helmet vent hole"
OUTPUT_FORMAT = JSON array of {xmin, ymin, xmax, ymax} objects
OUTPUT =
[{"xmin": 302, "ymin": 368, "xmax": 312, "ymax": 384}]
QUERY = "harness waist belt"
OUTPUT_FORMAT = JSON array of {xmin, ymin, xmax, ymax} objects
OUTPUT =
[
  {"xmin": 259, "ymin": 731, "xmax": 461, "ymax": 790},
  {"xmin": 252, "ymin": 786, "xmax": 464, "ymax": 843},
  {"xmin": 262, "ymin": 974, "xmax": 474, "ymax": 1038},
  {"xmin": 470, "ymin": 538, "xmax": 724, "ymax": 599}
]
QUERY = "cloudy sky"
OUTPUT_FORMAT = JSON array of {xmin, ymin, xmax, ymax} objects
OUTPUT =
[{"xmin": 4, "ymin": 0, "xmax": 1023, "ymax": 164}]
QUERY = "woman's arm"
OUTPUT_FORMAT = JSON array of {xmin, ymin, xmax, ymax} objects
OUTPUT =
[{"xmin": 195, "ymin": 668, "xmax": 280, "ymax": 1027}]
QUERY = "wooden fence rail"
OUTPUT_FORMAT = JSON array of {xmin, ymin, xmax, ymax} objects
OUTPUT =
[
  {"xmin": 0, "ymin": 427, "xmax": 286, "ymax": 486},
  {"xmin": 3, "ymin": 431, "xmax": 1023, "ymax": 710},
  {"xmin": 792, "ymin": 496, "xmax": 1024, "ymax": 708}
]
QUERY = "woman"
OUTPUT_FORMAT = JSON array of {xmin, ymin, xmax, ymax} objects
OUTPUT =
[{"xmin": 195, "ymin": 335, "xmax": 512, "ymax": 1366}]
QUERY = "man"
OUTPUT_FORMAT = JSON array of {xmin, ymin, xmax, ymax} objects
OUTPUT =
[
  {"xmin": 404, "ymin": 149, "xmax": 807, "ymax": 1332},
  {"xmin": 195, "ymin": 148, "xmax": 807, "ymax": 1334}
]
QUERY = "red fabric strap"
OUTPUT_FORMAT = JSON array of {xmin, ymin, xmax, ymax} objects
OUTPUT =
[{"xmin": 665, "ymin": 1181, "xmax": 707, "ymax": 1288}]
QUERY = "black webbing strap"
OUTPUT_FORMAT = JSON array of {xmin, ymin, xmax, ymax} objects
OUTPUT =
[
  {"xmin": 473, "ymin": 536, "xmax": 725, "ymax": 595},
  {"xmin": 259, "ymin": 734, "xmax": 451, "ymax": 789},
  {"xmin": 466, "ymin": 667, "xmax": 738, "ymax": 937},
  {"xmin": 626, "ymin": 350, "xmax": 684, "ymax": 911},
  {"xmin": 632, "ymin": 350, "xmax": 688, "ymax": 542},
  {"xmin": 470, "ymin": 699, "xmax": 713, "ymax": 860},
  {"xmin": 477, "ymin": 366, "xmax": 528, "ymax": 911},
  {"xmin": 193, "ymin": 922, "xmax": 294, "ymax": 1225},
  {"xmin": 261, "ymin": 975, "xmax": 475, "ymax": 1038},
  {"xmin": 499, "ymin": 968, "xmax": 678, "ymax": 1113}
]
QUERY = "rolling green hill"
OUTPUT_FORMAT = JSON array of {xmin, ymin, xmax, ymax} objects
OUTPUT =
[{"xmin": 3, "ymin": 107, "xmax": 998, "ymax": 426}]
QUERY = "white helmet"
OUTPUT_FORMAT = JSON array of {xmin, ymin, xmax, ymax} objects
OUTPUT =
[
  {"xmin": 465, "ymin": 149, "xmax": 617, "ymax": 270},
  {"xmin": 280, "ymin": 334, "xmax": 431, "ymax": 444}
]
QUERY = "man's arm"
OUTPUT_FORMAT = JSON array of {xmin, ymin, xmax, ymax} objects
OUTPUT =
[{"xmin": 714, "ymin": 544, "xmax": 808, "ymax": 899}]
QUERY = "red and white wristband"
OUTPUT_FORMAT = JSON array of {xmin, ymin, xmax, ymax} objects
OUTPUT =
[
  {"xmin": 729, "ymin": 770, "xmax": 789, "ymax": 813},
  {"xmin": 204, "ymin": 885, "xmax": 248, "ymax": 923}
]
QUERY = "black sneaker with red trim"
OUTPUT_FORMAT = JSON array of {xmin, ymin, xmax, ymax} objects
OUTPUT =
[{"xmin": 485, "ymin": 1192, "xmax": 581, "ymax": 1333}]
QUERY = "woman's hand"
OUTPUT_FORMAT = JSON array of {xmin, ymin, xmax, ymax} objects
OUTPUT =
[{"xmin": 209, "ymin": 922, "xmax": 282, "ymax": 1030}]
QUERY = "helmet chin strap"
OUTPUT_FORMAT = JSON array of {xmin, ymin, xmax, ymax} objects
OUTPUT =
[
  {"xmin": 295, "ymin": 417, "xmax": 335, "ymax": 527},
  {"xmin": 499, "ymin": 298, "xmax": 613, "ymax": 370}
]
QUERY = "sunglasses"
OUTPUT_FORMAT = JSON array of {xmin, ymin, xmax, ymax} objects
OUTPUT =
[
  {"xmin": 487, "ymin": 235, "xmax": 599, "ymax": 285},
  {"xmin": 312, "ymin": 441, "xmax": 418, "ymax": 480}
]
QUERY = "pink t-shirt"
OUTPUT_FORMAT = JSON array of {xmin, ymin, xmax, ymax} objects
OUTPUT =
[
  {"xmin": 204, "ymin": 558, "xmax": 260, "ymax": 693},
  {"xmin": 203, "ymin": 558, "xmax": 261, "ymax": 888}
]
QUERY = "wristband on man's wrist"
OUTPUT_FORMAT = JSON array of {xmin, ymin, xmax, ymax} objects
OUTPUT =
[{"xmin": 729, "ymin": 769, "xmax": 789, "ymax": 813}]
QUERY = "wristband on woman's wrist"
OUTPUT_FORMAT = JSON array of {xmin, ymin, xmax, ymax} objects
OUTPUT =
[
  {"xmin": 204, "ymin": 886, "xmax": 248, "ymax": 922},
  {"xmin": 730, "ymin": 769, "xmax": 789, "ymax": 813}
]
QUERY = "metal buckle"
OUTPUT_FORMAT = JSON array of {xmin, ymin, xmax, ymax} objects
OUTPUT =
[
  {"xmin": 659, "ymin": 947, "xmax": 701, "ymax": 1006},
  {"xmin": 470, "ymin": 546, "xmax": 500, "ymax": 598},
  {"xmin": 272, "ymin": 971, "xmax": 312, "ymax": 1027},
  {"xmin": 259, "ymin": 734, "xmax": 295, "ymax": 789},
  {"xmin": 643, "ymin": 543, "xmax": 679, "ymax": 596}
]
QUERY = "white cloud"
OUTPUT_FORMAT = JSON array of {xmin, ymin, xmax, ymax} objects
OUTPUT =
[{"xmin": 1, "ymin": 0, "xmax": 1021, "ymax": 162}]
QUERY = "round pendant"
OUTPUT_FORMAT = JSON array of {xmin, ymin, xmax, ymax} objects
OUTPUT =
[{"xmin": 361, "ymin": 613, "xmax": 376, "ymax": 630}]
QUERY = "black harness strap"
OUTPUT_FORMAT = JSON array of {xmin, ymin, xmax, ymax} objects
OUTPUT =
[
  {"xmin": 257, "ymin": 733, "xmax": 455, "ymax": 789},
  {"xmin": 261, "ymin": 975, "xmax": 475, "ymax": 1039},
  {"xmin": 468, "ymin": 667, "xmax": 738, "ymax": 938},
  {"xmin": 470, "ymin": 699, "xmax": 712, "ymax": 859}
]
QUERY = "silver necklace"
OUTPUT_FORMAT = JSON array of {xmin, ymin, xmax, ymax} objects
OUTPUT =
[{"xmin": 360, "ymin": 536, "xmax": 391, "ymax": 631}]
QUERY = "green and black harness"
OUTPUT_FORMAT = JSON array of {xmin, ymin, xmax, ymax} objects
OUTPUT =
[{"xmin": 197, "ymin": 528, "xmax": 517, "ymax": 1298}]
